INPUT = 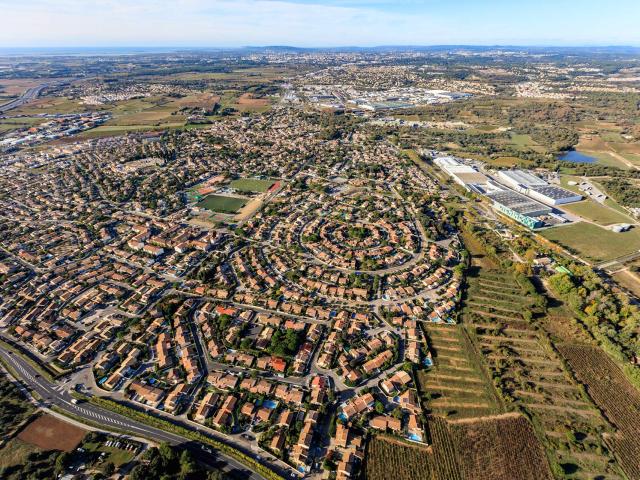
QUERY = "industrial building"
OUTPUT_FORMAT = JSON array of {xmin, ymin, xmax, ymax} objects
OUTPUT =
[
  {"xmin": 497, "ymin": 169, "xmax": 582, "ymax": 206},
  {"xmin": 434, "ymin": 159, "xmax": 568, "ymax": 229},
  {"xmin": 434, "ymin": 157, "xmax": 488, "ymax": 189}
]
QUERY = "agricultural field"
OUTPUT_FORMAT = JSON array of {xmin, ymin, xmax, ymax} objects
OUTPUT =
[
  {"xmin": 447, "ymin": 414, "xmax": 553, "ymax": 480},
  {"xmin": 363, "ymin": 433, "xmax": 460, "ymax": 480},
  {"xmin": 558, "ymin": 344, "xmax": 640, "ymax": 480},
  {"xmin": 460, "ymin": 232, "xmax": 624, "ymax": 479},
  {"xmin": 196, "ymin": 194, "xmax": 247, "ymax": 214},
  {"xmin": 230, "ymin": 177, "xmax": 275, "ymax": 193},
  {"xmin": 417, "ymin": 323, "xmax": 502, "ymax": 419},
  {"xmin": 540, "ymin": 222, "xmax": 640, "ymax": 263},
  {"xmin": 235, "ymin": 92, "xmax": 272, "ymax": 113},
  {"xmin": 560, "ymin": 200, "xmax": 633, "ymax": 226},
  {"xmin": 365, "ymin": 415, "xmax": 551, "ymax": 480},
  {"xmin": 18, "ymin": 414, "xmax": 87, "ymax": 452}
]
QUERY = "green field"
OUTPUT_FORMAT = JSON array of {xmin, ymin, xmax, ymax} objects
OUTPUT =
[
  {"xmin": 541, "ymin": 222, "xmax": 640, "ymax": 262},
  {"xmin": 561, "ymin": 200, "xmax": 633, "ymax": 226},
  {"xmin": 229, "ymin": 178, "xmax": 274, "ymax": 193},
  {"xmin": 81, "ymin": 439, "xmax": 135, "ymax": 468},
  {"xmin": 197, "ymin": 194, "xmax": 247, "ymax": 213}
]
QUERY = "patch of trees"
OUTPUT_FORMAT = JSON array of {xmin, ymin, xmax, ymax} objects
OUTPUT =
[
  {"xmin": 600, "ymin": 179, "xmax": 640, "ymax": 207},
  {"xmin": 547, "ymin": 269, "xmax": 640, "ymax": 387},
  {"xmin": 269, "ymin": 328, "xmax": 303, "ymax": 357},
  {"xmin": 518, "ymin": 125, "xmax": 579, "ymax": 151},
  {"xmin": 0, "ymin": 373, "xmax": 34, "ymax": 437},
  {"xmin": 129, "ymin": 442, "xmax": 229, "ymax": 480},
  {"xmin": 0, "ymin": 449, "xmax": 64, "ymax": 480}
]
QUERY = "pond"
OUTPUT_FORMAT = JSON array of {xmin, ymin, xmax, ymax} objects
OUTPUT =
[{"xmin": 558, "ymin": 150, "xmax": 597, "ymax": 163}]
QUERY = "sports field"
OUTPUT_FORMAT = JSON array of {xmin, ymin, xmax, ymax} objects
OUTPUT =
[
  {"xmin": 197, "ymin": 194, "xmax": 247, "ymax": 213},
  {"xmin": 230, "ymin": 178, "xmax": 274, "ymax": 193},
  {"xmin": 540, "ymin": 222, "xmax": 640, "ymax": 262}
]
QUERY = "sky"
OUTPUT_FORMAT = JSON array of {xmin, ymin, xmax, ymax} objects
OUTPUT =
[{"xmin": 1, "ymin": 0, "xmax": 639, "ymax": 48}]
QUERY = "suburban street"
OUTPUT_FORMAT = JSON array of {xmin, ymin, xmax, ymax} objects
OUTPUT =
[{"xmin": 0, "ymin": 340, "xmax": 280, "ymax": 480}]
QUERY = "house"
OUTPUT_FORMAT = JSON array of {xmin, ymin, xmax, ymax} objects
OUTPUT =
[
  {"xmin": 270, "ymin": 431, "xmax": 287, "ymax": 454},
  {"xmin": 370, "ymin": 415, "xmax": 402, "ymax": 433}
]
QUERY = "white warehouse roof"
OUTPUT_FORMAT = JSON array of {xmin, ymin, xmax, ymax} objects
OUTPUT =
[{"xmin": 498, "ymin": 169, "xmax": 548, "ymax": 187}]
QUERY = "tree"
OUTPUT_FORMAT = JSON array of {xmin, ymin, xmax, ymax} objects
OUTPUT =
[
  {"xmin": 374, "ymin": 401, "xmax": 385, "ymax": 414},
  {"xmin": 207, "ymin": 471, "xmax": 228, "ymax": 480},
  {"xmin": 103, "ymin": 462, "xmax": 115, "ymax": 476},
  {"xmin": 55, "ymin": 452, "xmax": 71, "ymax": 474},
  {"xmin": 179, "ymin": 450, "xmax": 197, "ymax": 477}
]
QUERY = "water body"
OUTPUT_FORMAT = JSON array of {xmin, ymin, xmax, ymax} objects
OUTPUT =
[{"xmin": 558, "ymin": 150, "xmax": 597, "ymax": 163}]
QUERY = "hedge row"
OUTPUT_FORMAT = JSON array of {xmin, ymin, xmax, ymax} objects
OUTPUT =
[{"xmin": 89, "ymin": 396, "xmax": 284, "ymax": 480}]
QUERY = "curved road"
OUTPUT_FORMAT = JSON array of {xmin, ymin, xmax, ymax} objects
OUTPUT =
[
  {"xmin": 0, "ymin": 342, "xmax": 273, "ymax": 480},
  {"xmin": 0, "ymin": 82, "xmax": 58, "ymax": 113}
]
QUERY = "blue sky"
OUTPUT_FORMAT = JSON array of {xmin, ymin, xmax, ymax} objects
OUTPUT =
[{"xmin": 1, "ymin": 0, "xmax": 639, "ymax": 47}]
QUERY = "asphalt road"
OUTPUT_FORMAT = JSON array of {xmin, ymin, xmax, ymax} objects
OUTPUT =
[
  {"xmin": 0, "ymin": 82, "xmax": 51, "ymax": 113},
  {"xmin": 0, "ymin": 343, "xmax": 270, "ymax": 480}
]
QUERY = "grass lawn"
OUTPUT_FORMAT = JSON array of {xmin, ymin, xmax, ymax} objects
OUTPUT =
[
  {"xmin": 197, "ymin": 194, "xmax": 247, "ymax": 213},
  {"xmin": 509, "ymin": 133, "xmax": 537, "ymax": 147},
  {"xmin": 586, "ymin": 151, "xmax": 630, "ymax": 169},
  {"xmin": 561, "ymin": 200, "xmax": 633, "ymax": 226},
  {"xmin": 230, "ymin": 178, "xmax": 274, "ymax": 193},
  {"xmin": 540, "ymin": 222, "xmax": 640, "ymax": 262},
  {"xmin": 82, "ymin": 441, "xmax": 135, "ymax": 468}
]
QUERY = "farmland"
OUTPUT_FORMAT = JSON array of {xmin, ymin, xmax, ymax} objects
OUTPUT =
[
  {"xmin": 363, "ymin": 435, "xmax": 439, "ymax": 480},
  {"xmin": 196, "ymin": 194, "xmax": 248, "ymax": 214},
  {"xmin": 18, "ymin": 414, "xmax": 87, "ymax": 452},
  {"xmin": 230, "ymin": 177, "xmax": 275, "ymax": 193},
  {"xmin": 364, "ymin": 414, "xmax": 550, "ymax": 480},
  {"xmin": 558, "ymin": 344, "xmax": 640, "ymax": 480},
  {"xmin": 417, "ymin": 323, "xmax": 502, "ymax": 419},
  {"xmin": 540, "ymin": 222, "xmax": 640, "ymax": 263},
  {"xmin": 448, "ymin": 414, "xmax": 552, "ymax": 480},
  {"xmin": 460, "ymin": 228, "xmax": 624, "ymax": 479},
  {"xmin": 560, "ymin": 200, "xmax": 633, "ymax": 226}
]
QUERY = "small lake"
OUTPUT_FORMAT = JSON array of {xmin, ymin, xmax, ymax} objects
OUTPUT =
[{"xmin": 558, "ymin": 150, "xmax": 597, "ymax": 163}]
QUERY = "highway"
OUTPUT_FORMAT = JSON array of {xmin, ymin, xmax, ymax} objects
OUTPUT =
[
  {"xmin": 0, "ymin": 341, "xmax": 275, "ymax": 480},
  {"xmin": 0, "ymin": 80, "xmax": 65, "ymax": 113}
]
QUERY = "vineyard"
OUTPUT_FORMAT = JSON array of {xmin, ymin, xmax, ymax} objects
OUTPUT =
[
  {"xmin": 427, "ymin": 416, "xmax": 463, "ymax": 480},
  {"xmin": 447, "ymin": 413, "xmax": 553, "ymax": 480},
  {"xmin": 365, "ymin": 414, "xmax": 550, "ymax": 480},
  {"xmin": 558, "ymin": 344, "xmax": 640, "ymax": 480},
  {"xmin": 417, "ymin": 323, "xmax": 501, "ymax": 419},
  {"xmin": 363, "ymin": 435, "xmax": 437, "ymax": 480},
  {"xmin": 459, "ymin": 230, "xmax": 625, "ymax": 480}
]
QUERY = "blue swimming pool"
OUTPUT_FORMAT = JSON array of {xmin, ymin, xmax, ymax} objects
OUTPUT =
[{"xmin": 262, "ymin": 399, "xmax": 278, "ymax": 409}]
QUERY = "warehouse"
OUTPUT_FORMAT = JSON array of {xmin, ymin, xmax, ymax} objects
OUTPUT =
[
  {"xmin": 485, "ymin": 189, "xmax": 552, "ymax": 217},
  {"xmin": 434, "ymin": 157, "xmax": 488, "ymax": 189},
  {"xmin": 527, "ymin": 184, "xmax": 582, "ymax": 206},
  {"xmin": 497, "ymin": 169, "xmax": 581, "ymax": 206},
  {"xmin": 497, "ymin": 169, "xmax": 547, "ymax": 188}
]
